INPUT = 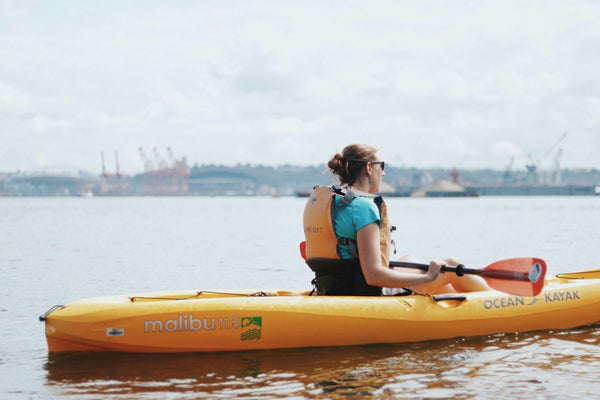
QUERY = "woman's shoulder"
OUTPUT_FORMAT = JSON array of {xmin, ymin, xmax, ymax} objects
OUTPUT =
[
  {"xmin": 335, "ymin": 194, "xmax": 373, "ymax": 206},
  {"xmin": 352, "ymin": 196, "xmax": 375, "ymax": 205},
  {"xmin": 351, "ymin": 195, "xmax": 377, "ymax": 206},
  {"xmin": 347, "ymin": 196, "xmax": 379, "ymax": 216}
]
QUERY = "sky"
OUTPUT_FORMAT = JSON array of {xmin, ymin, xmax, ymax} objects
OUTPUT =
[{"xmin": 1, "ymin": 0, "xmax": 600, "ymax": 175}]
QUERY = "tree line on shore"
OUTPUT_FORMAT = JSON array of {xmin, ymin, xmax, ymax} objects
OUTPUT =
[{"xmin": 191, "ymin": 163, "xmax": 600, "ymax": 193}]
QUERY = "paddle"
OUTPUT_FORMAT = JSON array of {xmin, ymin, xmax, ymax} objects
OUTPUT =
[
  {"xmin": 300, "ymin": 242, "xmax": 546, "ymax": 296},
  {"xmin": 390, "ymin": 258, "xmax": 547, "ymax": 297}
]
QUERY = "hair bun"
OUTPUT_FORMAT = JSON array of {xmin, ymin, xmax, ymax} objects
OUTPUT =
[
  {"xmin": 327, "ymin": 153, "xmax": 344, "ymax": 172},
  {"xmin": 327, "ymin": 144, "xmax": 378, "ymax": 185}
]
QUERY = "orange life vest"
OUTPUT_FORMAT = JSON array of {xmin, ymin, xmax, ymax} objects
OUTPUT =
[{"xmin": 302, "ymin": 185, "xmax": 394, "ymax": 295}]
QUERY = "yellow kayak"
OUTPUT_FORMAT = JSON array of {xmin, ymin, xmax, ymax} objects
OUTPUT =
[{"xmin": 41, "ymin": 273, "xmax": 600, "ymax": 353}]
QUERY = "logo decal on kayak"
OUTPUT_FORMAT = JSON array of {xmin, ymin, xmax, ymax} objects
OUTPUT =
[
  {"xmin": 527, "ymin": 297, "xmax": 541, "ymax": 306},
  {"xmin": 483, "ymin": 296, "xmax": 526, "ymax": 310},
  {"xmin": 240, "ymin": 317, "xmax": 262, "ymax": 341},
  {"xmin": 483, "ymin": 290, "xmax": 581, "ymax": 310},
  {"xmin": 544, "ymin": 290, "xmax": 580, "ymax": 302},
  {"xmin": 143, "ymin": 314, "xmax": 263, "ymax": 340},
  {"xmin": 107, "ymin": 328, "xmax": 124, "ymax": 337}
]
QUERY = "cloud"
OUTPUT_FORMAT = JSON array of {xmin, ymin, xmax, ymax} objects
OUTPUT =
[
  {"xmin": 142, "ymin": 91, "xmax": 226, "ymax": 119},
  {"xmin": 1, "ymin": 1, "xmax": 600, "ymax": 173},
  {"xmin": 0, "ymin": 81, "xmax": 31, "ymax": 115},
  {"xmin": 265, "ymin": 117, "xmax": 321, "ymax": 136},
  {"xmin": 492, "ymin": 141, "xmax": 523, "ymax": 158},
  {"xmin": 31, "ymin": 115, "xmax": 73, "ymax": 133}
]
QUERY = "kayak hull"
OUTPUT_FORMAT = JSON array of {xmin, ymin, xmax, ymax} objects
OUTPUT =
[{"xmin": 42, "ymin": 276, "xmax": 600, "ymax": 353}]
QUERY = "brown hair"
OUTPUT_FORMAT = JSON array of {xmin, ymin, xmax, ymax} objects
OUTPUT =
[{"xmin": 327, "ymin": 144, "xmax": 378, "ymax": 185}]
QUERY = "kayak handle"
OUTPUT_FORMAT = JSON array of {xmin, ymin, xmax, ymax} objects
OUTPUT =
[{"xmin": 39, "ymin": 305, "xmax": 65, "ymax": 322}]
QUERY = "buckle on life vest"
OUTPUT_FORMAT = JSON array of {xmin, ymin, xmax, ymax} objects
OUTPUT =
[{"xmin": 338, "ymin": 237, "xmax": 359, "ymax": 258}]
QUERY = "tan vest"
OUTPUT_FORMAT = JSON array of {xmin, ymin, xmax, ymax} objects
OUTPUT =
[{"xmin": 303, "ymin": 185, "xmax": 392, "ymax": 267}]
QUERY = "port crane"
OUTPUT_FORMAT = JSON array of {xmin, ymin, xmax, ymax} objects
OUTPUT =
[
  {"xmin": 99, "ymin": 151, "xmax": 128, "ymax": 195},
  {"xmin": 100, "ymin": 151, "xmax": 122, "ymax": 177},
  {"xmin": 450, "ymin": 154, "xmax": 469, "ymax": 184},
  {"xmin": 114, "ymin": 152, "xmax": 121, "ymax": 177},
  {"xmin": 153, "ymin": 147, "xmax": 169, "ymax": 170},
  {"xmin": 526, "ymin": 132, "xmax": 568, "ymax": 184},
  {"xmin": 167, "ymin": 147, "xmax": 177, "ymax": 167},
  {"xmin": 138, "ymin": 148, "xmax": 155, "ymax": 172},
  {"xmin": 552, "ymin": 148, "xmax": 564, "ymax": 185},
  {"xmin": 503, "ymin": 155, "xmax": 515, "ymax": 184},
  {"xmin": 101, "ymin": 151, "xmax": 109, "ymax": 177}
]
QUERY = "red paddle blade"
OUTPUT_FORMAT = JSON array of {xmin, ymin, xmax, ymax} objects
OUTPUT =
[
  {"xmin": 299, "ymin": 241, "xmax": 307, "ymax": 260},
  {"xmin": 483, "ymin": 258, "xmax": 547, "ymax": 297}
]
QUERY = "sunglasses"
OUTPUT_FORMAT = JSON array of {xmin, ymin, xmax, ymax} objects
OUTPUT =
[
  {"xmin": 370, "ymin": 161, "xmax": 385, "ymax": 171},
  {"xmin": 355, "ymin": 160, "xmax": 385, "ymax": 172}
]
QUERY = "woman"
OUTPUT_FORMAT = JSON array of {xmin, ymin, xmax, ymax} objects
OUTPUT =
[{"xmin": 302, "ymin": 144, "xmax": 488, "ymax": 296}]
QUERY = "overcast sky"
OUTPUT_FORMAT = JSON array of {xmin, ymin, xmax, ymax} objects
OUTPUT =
[{"xmin": 2, "ymin": 1, "xmax": 599, "ymax": 174}]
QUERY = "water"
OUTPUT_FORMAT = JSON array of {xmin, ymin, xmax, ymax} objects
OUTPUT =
[{"xmin": 2, "ymin": 196, "xmax": 600, "ymax": 399}]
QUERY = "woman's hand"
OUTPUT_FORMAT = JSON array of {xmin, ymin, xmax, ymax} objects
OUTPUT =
[{"xmin": 426, "ymin": 260, "xmax": 443, "ymax": 280}]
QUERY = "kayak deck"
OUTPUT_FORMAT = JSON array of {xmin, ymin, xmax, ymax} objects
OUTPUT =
[{"xmin": 42, "ymin": 275, "xmax": 600, "ymax": 353}]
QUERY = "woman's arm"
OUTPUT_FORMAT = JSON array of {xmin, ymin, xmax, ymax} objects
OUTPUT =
[{"xmin": 357, "ymin": 222, "xmax": 441, "ymax": 287}]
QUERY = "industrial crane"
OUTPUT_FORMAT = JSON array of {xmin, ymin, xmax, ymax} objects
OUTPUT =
[
  {"xmin": 552, "ymin": 148, "xmax": 564, "ymax": 185},
  {"xmin": 114, "ymin": 152, "xmax": 123, "ymax": 177},
  {"xmin": 503, "ymin": 155, "xmax": 515, "ymax": 184},
  {"xmin": 153, "ymin": 147, "xmax": 169, "ymax": 170},
  {"xmin": 167, "ymin": 147, "xmax": 177, "ymax": 167},
  {"xmin": 449, "ymin": 154, "xmax": 468, "ymax": 184},
  {"xmin": 167, "ymin": 147, "xmax": 190, "ymax": 174},
  {"xmin": 101, "ymin": 151, "xmax": 109, "ymax": 177},
  {"xmin": 138, "ymin": 148, "xmax": 155, "ymax": 172},
  {"xmin": 526, "ymin": 132, "xmax": 568, "ymax": 184}
]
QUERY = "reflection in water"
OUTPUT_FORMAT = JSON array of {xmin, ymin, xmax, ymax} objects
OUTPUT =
[{"xmin": 44, "ymin": 326, "xmax": 600, "ymax": 399}]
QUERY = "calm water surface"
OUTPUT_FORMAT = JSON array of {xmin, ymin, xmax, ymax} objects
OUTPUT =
[{"xmin": 1, "ymin": 196, "xmax": 599, "ymax": 399}]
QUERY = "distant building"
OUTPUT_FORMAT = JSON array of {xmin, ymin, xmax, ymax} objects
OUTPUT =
[
  {"xmin": 99, "ymin": 174, "xmax": 131, "ymax": 196},
  {"xmin": 188, "ymin": 170, "xmax": 256, "ymax": 195},
  {"xmin": 134, "ymin": 148, "xmax": 190, "ymax": 195},
  {"xmin": 411, "ymin": 179, "xmax": 479, "ymax": 197},
  {"xmin": 3, "ymin": 169, "xmax": 98, "ymax": 196}
]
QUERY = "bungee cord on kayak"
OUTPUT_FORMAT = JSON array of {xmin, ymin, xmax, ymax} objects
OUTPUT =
[{"xmin": 128, "ymin": 291, "xmax": 272, "ymax": 302}]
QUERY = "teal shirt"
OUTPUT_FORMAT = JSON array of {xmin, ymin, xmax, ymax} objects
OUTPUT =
[{"xmin": 333, "ymin": 196, "xmax": 381, "ymax": 259}]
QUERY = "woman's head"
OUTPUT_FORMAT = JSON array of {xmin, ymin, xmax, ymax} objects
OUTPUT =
[{"xmin": 327, "ymin": 144, "xmax": 383, "ymax": 187}]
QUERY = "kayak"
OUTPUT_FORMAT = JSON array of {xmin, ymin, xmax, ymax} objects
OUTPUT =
[{"xmin": 40, "ymin": 273, "xmax": 600, "ymax": 353}]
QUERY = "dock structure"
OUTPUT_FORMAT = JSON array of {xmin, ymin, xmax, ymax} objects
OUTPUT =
[
  {"xmin": 470, "ymin": 185, "xmax": 600, "ymax": 196},
  {"xmin": 137, "ymin": 148, "xmax": 190, "ymax": 196}
]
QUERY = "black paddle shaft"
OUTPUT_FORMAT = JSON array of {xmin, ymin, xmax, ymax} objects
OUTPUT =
[{"xmin": 389, "ymin": 261, "xmax": 534, "ymax": 282}]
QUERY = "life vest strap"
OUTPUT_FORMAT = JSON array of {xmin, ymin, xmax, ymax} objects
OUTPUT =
[
  {"xmin": 305, "ymin": 257, "xmax": 360, "ymax": 274},
  {"xmin": 337, "ymin": 237, "xmax": 359, "ymax": 258},
  {"xmin": 305, "ymin": 258, "xmax": 381, "ymax": 296}
]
